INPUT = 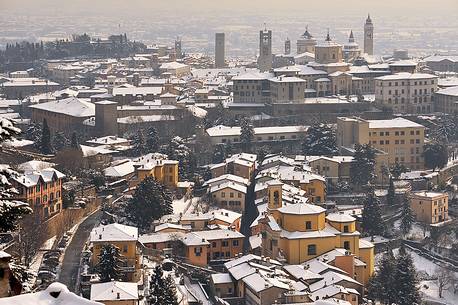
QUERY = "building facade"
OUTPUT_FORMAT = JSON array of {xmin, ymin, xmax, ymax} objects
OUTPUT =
[
  {"xmin": 258, "ymin": 29, "xmax": 272, "ymax": 72},
  {"xmin": 374, "ymin": 73, "xmax": 438, "ymax": 114},
  {"xmin": 410, "ymin": 192, "xmax": 448, "ymax": 224},
  {"xmin": 215, "ymin": 33, "xmax": 226, "ymax": 68},
  {"xmin": 364, "ymin": 14, "xmax": 374, "ymax": 55}
]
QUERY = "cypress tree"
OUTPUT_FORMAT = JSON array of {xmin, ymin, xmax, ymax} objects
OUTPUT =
[
  {"xmin": 400, "ymin": 196, "xmax": 415, "ymax": 236},
  {"xmin": 40, "ymin": 119, "xmax": 52, "ymax": 154},
  {"xmin": 368, "ymin": 245, "xmax": 398, "ymax": 305},
  {"xmin": 361, "ymin": 186, "xmax": 385, "ymax": 237},
  {"xmin": 387, "ymin": 177, "xmax": 396, "ymax": 205},
  {"xmin": 146, "ymin": 126, "xmax": 160, "ymax": 153},
  {"xmin": 70, "ymin": 131, "xmax": 79, "ymax": 149}
]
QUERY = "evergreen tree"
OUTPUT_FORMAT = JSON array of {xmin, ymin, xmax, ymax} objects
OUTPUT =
[
  {"xmin": 0, "ymin": 119, "xmax": 32, "ymax": 232},
  {"xmin": 52, "ymin": 131, "xmax": 68, "ymax": 152},
  {"xmin": 96, "ymin": 244, "xmax": 125, "ymax": 282},
  {"xmin": 302, "ymin": 123, "xmax": 338, "ymax": 156},
  {"xmin": 257, "ymin": 146, "xmax": 270, "ymax": 164},
  {"xmin": 390, "ymin": 162, "xmax": 408, "ymax": 179},
  {"xmin": 131, "ymin": 129, "xmax": 146, "ymax": 156},
  {"xmin": 212, "ymin": 144, "xmax": 226, "ymax": 164},
  {"xmin": 361, "ymin": 186, "xmax": 385, "ymax": 237},
  {"xmin": 70, "ymin": 132, "xmax": 79, "ymax": 149},
  {"xmin": 25, "ymin": 122, "xmax": 42, "ymax": 149},
  {"xmin": 387, "ymin": 177, "xmax": 396, "ymax": 205},
  {"xmin": 125, "ymin": 177, "xmax": 173, "ymax": 231},
  {"xmin": 350, "ymin": 143, "xmax": 376, "ymax": 188},
  {"xmin": 40, "ymin": 119, "xmax": 53, "ymax": 154},
  {"xmin": 395, "ymin": 245, "xmax": 422, "ymax": 305},
  {"xmin": 240, "ymin": 117, "xmax": 254, "ymax": 151},
  {"xmin": 148, "ymin": 265, "xmax": 178, "ymax": 305},
  {"xmin": 423, "ymin": 142, "xmax": 448, "ymax": 170},
  {"xmin": 400, "ymin": 196, "xmax": 415, "ymax": 236},
  {"xmin": 146, "ymin": 126, "xmax": 160, "ymax": 153},
  {"xmin": 368, "ymin": 246, "xmax": 398, "ymax": 305}
]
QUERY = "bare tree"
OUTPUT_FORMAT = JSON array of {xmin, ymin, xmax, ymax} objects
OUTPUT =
[
  {"xmin": 15, "ymin": 213, "xmax": 49, "ymax": 267},
  {"xmin": 435, "ymin": 266, "xmax": 455, "ymax": 298}
]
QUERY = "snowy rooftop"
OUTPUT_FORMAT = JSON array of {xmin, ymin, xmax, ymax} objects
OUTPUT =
[
  {"xmin": 90, "ymin": 281, "xmax": 138, "ymax": 301},
  {"xmin": 1, "ymin": 282, "xmax": 101, "ymax": 305},
  {"xmin": 211, "ymin": 273, "xmax": 233, "ymax": 284},
  {"xmin": 86, "ymin": 136, "xmax": 129, "ymax": 146},
  {"xmin": 29, "ymin": 97, "xmax": 95, "ymax": 117},
  {"xmin": 436, "ymin": 85, "xmax": 458, "ymax": 97},
  {"xmin": 90, "ymin": 223, "xmax": 138, "ymax": 243},
  {"xmin": 375, "ymin": 72, "xmax": 437, "ymax": 81},
  {"xmin": 326, "ymin": 213, "xmax": 356, "ymax": 223},
  {"xmin": 368, "ymin": 117, "xmax": 424, "ymax": 129},
  {"xmin": 412, "ymin": 191, "xmax": 447, "ymax": 198},
  {"xmin": 206, "ymin": 125, "xmax": 307, "ymax": 137},
  {"xmin": 14, "ymin": 168, "xmax": 65, "ymax": 188},
  {"xmin": 278, "ymin": 203, "xmax": 325, "ymax": 215}
]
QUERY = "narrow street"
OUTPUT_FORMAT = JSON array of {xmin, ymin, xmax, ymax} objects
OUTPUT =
[
  {"xmin": 240, "ymin": 174, "xmax": 257, "ymax": 253},
  {"xmin": 58, "ymin": 210, "xmax": 101, "ymax": 292}
]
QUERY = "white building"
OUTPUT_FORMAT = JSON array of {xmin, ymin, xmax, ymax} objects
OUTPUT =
[{"xmin": 374, "ymin": 73, "xmax": 438, "ymax": 113}]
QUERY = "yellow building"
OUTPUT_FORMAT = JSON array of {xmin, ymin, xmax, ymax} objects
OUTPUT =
[
  {"xmin": 90, "ymin": 223, "xmax": 141, "ymax": 282},
  {"xmin": 209, "ymin": 182, "xmax": 247, "ymax": 213},
  {"xmin": 337, "ymin": 116, "xmax": 426, "ymax": 170},
  {"xmin": 210, "ymin": 153, "xmax": 257, "ymax": 180},
  {"xmin": 410, "ymin": 191, "xmax": 449, "ymax": 224},
  {"xmin": 130, "ymin": 153, "xmax": 179, "ymax": 188},
  {"xmin": 259, "ymin": 182, "xmax": 374, "ymax": 286}
]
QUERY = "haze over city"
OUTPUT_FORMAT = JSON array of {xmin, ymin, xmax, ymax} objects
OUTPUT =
[{"xmin": 0, "ymin": 1, "xmax": 457, "ymax": 305}]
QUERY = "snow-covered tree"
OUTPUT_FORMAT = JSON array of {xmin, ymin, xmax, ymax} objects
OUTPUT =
[
  {"xmin": 395, "ymin": 245, "xmax": 422, "ymax": 305},
  {"xmin": 125, "ymin": 177, "xmax": 173, "ymax": 232},
  {"xmin": 350, "ymin": 143, "xmax": 376, "ymax": 188},
  {"xmin": 148, "ymin": 264, "xmax": 178, "ymax": 305},
  {"xmin": 240, "ymin": 117, "xmax": 254, "ymax": 150},
  {"xmin": 96, "ymin": 244, "xmax": 125, "ymax": 282},
  {"xmin": 131, "ymin": 129, "xmax": 146, "ymax": 157},
  {"xmin": 25, "ymin": 122, "xmax": 42, "ymax": 149},
  {"xmin": 146, "ymin": 126, "xmax": 160, "ymax": 153},
  {"xmin": 387, "ymin": 177, "xmax": 396, "ymax": 205},
  {"xmin": 423, "ymin": 142, "xmax": 448, "ymax": 170},
  {"xmin": 368, "ymin": 246, "xmax": 397, "ymax": 304},
  {"xmin": 162, "ymin": 136, "xmax": 195, "ymax": 180},
  {"xmin": 40, "ymin": 118, "xmax": 53, "ymax": 154},
  {"xmin": 400, "ymin": 196, "xmax": 415, "ymax": 236},
  {"xmin": 302, "ymin": 123, "xmax": 338, "ymax": 156},
  {"xmin": 433, "ymin": 114, "xmax": 458, "ymax": 144},
  {"xmin": 52, "ymin": 131, "xmax": 68, "ymax": 152},
  {"xmin": 390, "ymin": 162, "xmax": 408, "ymax": 179},
  {"xmin": 0, "ymin": 118, "xmax": 32, "ymax": 233},
  {"xmin": 361, "ymin": 186, "xmax": 385, "ymax": 237}
]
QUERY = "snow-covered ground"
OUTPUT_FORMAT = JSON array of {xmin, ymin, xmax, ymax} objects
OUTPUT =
[
  {"xmin": 172, "ymin": 196, "xmax": 203, "ymax": 215},
  {"xmin": 376, "ymin": 247, "xmax": 458, "ymax": 305},
  {"xmin": 393, "ymin": 220, "xmax": 430, "ymax": 240}
]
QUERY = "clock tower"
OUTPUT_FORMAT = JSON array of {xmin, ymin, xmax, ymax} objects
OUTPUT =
[{"xmin": 364, "ymin": 14, "xmax": 374, "ymax": 55}]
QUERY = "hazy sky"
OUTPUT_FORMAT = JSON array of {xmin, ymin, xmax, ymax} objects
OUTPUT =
[{"xmin": 1, "ymin": 0, "xmax": 457, "ymax": 16}]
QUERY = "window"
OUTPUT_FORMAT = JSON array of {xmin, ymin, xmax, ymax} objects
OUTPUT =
[
  {"xmin": 222, "ymin": 241, "xmax": 228, "ymax": 247},
  {"xmin": 123, "ymin": 245, "xmax": 128, "ymax": 253},
  {"xmin": 238, "ymin": 193, "xmax": 242, "ymax": 198},
  {"xmin": 416, "ymin": 130, "xmax": 420, "ymax": 135},
  {"xmin": 225, "ymin": 251, "xmax": 230, "ymax": 257},
  {"xmin": 344, "ymin": 241, "xmax": 350, "ymax": 250},
  {"xmin": 36, "ymin": 185, "xmax": 40, "ymax": 192},
  {"xmin": 221, "ymin": 192, "xmax": 225, "ymax": 198},
  {"xmin": 232, "ymin": 240, "xmax": 239, "ymax": 246},
  {"xmin": 410, "ymin": 130, "xmax": 415, "ymax": 135},
  {"xmin": 194, "ymin": 247, "xmax": 202, "ymax": 256},
  {"xmin": 230, "ymin": 192, "xmax": 234, "ymax": 198},
  {"xmin": 395, "ymin": 131, "xmax": 399, "ymax": 136},
  {"xmin": 307, "ymin": 244, "xmax": 317, "ymax": 255},
  {"xmin": 305, "ymin": 221, "xmax": 312, "ymax": 230},
  {"xmin": 212, "ymin": 241, "xmax": 217, "ymax": 247},
  {"xmin": 343, "ymin": 225, "xmax": 349, "ymax": 233}
]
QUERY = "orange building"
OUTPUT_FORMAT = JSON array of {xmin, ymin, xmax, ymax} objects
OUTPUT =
[
  {"xmin": 410, "ymin": 191, "xmax": 449, "ymax": 224},
  {"xmin": 12, "ymin": 168, "xmax": 65, "ymax": 219}
]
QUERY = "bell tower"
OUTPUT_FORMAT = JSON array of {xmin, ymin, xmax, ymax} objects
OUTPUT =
[
  {"xmin": 267, "ymin": 181, "xmax": 283, "ymax": 210},
  {"xmin": 364, "ymin": 14, "xmax": 374, "ymax": 55}
]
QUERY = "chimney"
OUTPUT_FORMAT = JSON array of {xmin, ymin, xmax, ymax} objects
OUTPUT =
[
  {"xmin": 99, "ymin": 234, "xmax": 102, "ymax": 240},
  {"xmin": 116, "ymin": 292, "xmax": 120, "ymax": 299}
]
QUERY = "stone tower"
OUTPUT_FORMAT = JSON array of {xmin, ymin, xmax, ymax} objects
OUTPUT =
[
  {"xmin": 297, "ymin": 26, "xmax": 316, "ymax": 54},
  {"xmin": 215, "ymin": 33, "xmax": 225, "ymax": 68},
  {"xmin": 364, "ymin": 14, "xmax": 374, "ymax": 55},
  {"xmin": 175, "ymin": 38, "xmax": 182, "ymax": 59},
  {"xmin": 258, "ymin": 28, "xmax": 272, "ymax": 72},
  {"xmin": 285, "ymin": 37, "xmax": 291, "ymax": 55}
]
